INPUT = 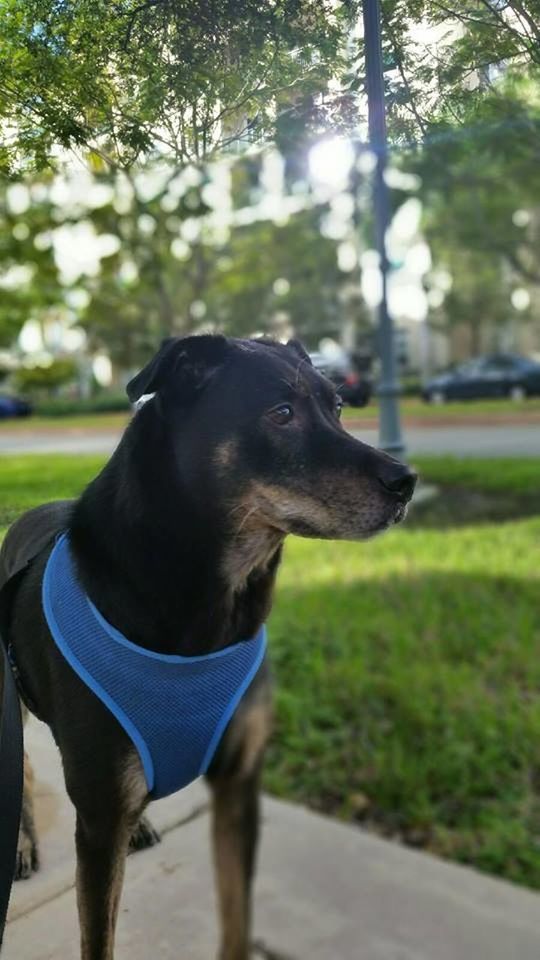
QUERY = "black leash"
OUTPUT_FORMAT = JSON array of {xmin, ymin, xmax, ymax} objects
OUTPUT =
[{"xmin": 0, "ymin": 638, "xmax": 23, "ymax": 948}]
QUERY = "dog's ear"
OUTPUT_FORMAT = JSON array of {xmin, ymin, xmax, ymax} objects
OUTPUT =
[
  {"xmin": 126, "ymin": 335, "xmax": 230, "ymax": 403},
  {"xmin": 286, "ymin": 339, "xmax": 312, "ymax": 365}
]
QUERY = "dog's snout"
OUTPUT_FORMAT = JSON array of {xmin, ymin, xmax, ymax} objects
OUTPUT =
[{"xmin": 377, "ymin": 463, "xmax": 417, "ymax": 502}]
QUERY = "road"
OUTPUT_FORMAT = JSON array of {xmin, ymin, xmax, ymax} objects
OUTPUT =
[
  {"xmin": 354, "ymin": 424, "xmax": 540, "ymax": 457},
  {"xmin": 1, "ymin": 423, "xmax": 539, "ymax": 457}
]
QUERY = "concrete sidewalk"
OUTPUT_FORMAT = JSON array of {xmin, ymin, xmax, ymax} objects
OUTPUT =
[
  {"xmin": 2, "ymin": 423, "xmax": 540, "ymax": 457},
  {"xmin": 5, "ymin": 717, "xmax": 540, "ymax": 960}
]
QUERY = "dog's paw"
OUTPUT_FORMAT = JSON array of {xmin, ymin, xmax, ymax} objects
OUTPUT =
[
  {"xmin": 251, "ymin": 940, "xmax": 294, "ymax": 960},
  {"xmin": 14, "ymin": 832, "xmax": 40, "ymax": 881},
  {"xmin": 128, "ymin": 815, "xmax": 161, "ymax": 853}
]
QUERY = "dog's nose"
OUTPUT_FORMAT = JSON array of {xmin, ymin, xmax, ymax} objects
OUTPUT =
[{"xmin": 377, "ymin": 463, "xmax": 417, "ymax": 502}]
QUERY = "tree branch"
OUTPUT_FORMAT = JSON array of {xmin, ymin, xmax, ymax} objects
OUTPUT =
[{"xmin": 382, "ymin": 12, "xmax": 428, "ymax": 136}]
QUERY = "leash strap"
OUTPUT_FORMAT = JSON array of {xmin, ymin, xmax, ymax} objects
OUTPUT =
[{"xmin": 0, "ymin": 639, "xmax": 23, "ymax": 947}]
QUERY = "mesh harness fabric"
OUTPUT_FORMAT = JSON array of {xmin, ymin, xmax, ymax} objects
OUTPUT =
[{"xmin": 42, "ymin": 533, "xmax": 267, "ymax": 799}]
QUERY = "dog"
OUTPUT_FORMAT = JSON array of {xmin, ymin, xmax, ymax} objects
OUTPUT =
[{"xmin": 0, "ymin": 334, "xmax": 416, "ymax": 960}]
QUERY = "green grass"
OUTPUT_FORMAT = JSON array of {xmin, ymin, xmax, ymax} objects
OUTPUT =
[
  {"xmin": 414, "ymin": 455, "xmax": 540, "ymax": 496},
  {"xmin": 267, "ymin": 520, "xmax": 540, "ymax": 887},
  {"xmin": 0, "ymin": 455, "xmax": 106, "ymax": 532},
  {"xmin": 1, "ymin": 454, "xmax": 539, "ymax": 888},
  {"xmin": 342, "ymin": 396, "xmax": 540, "ymax": 420},
  {"xmin": 0, "ymin": 412, "xmax": 128, "ymax": 431}
]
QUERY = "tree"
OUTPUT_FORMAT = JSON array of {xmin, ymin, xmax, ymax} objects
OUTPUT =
[
  {"xmin": 14, "ymin": 356, "xmax": 77, "ymax": 395},
  {"xmin": 0, "ymin": 178, "xmax": 65, "ymax": 347},
  {"xmin": 79, "ymin": 181, "xmax": 364, "ymax": 369},
  {"xmin": 353, "ymin": 3, "xmax": 540, "ymax": 358},
  {"xmin": 0, "ymin": 0, "xmax": 352, "ymax": 174},
  {"xmin": 378, "ymin": 1, "xmax": 540, "ymax": 143}
]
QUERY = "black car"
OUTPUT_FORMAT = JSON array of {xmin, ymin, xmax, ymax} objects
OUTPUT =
[
  {"xmin": 309, "ymin": 351, "xmax": 371, "ymax": 407},
  {"xmin": 0, "ymin": 394, "xmax": 32, "ymax": 419},
  {"xmin": 422, "ymin": 354, "xmax": 540, "ymax": 403}
]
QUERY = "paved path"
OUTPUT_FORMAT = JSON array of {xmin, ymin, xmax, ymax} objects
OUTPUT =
[
  {"xmin": 1, "ymin": 423, "xmax": 539, "ymax": 457},
  {"xmin": 0, "ymin": 428, "xmax": 121, "ymax": 456},
  {"xmin": 4, "ymin": 717, "xmax": 540, "ymax": 959},
  {"xmin": 354, "ymin": 424, "xmax": 540, "ymax": 457}
]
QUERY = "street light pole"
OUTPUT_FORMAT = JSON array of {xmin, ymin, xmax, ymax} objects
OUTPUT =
[{"xmin": 362, "ymin": 0, "xmax": 404, "ymax": 456}]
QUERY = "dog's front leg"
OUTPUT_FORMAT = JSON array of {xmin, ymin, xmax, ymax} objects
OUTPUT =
[
  {"xmin": 207, "ymin": 687, "xmax": 272, "ymax": 960},
  {"xmin": 70, "ymin": 749, "xmax": 148, "ymax": 960},
  {"xmin": 15, "ymin": 750, "xmax": 40, "ymax": 879},
  {"xmin": 209, "ymin": 769, "xmax": 262, "ymax": 960},
  {"xmin": 74, "ymin": 809, "xmax": 133, "ymax": 960},
  {"xmin": 15, "ymin": 705, "xmax": 39, "ymax": 880}
]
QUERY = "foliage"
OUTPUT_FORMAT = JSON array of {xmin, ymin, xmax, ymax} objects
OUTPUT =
[
  {"xmin": 368, "ymin": 3, "xmax": 540, "ymax": 347},
  {"xmin": 3, "ymin": 0, "xmax": 540, "ymax": 171},
  {"xmin": 86, "ymin": 210, "xmax": 344, "ymax": 365},
  {"xmin": 407, "ymin": 76, "xmax": 540, "ymax": 347},
  {"xmin": 2, "ymin": 2, "xmax": 540, "ymax": 368},
  {"xmin": 0, "ymin": 0, "xmax": 351, "ymax": 174},
  {"xmin": 0, "ymin": 156, "xmax": 370, "ymax": 370},
  {"xmin": 33, "ymin": 392, "xmax": 130, "ymax": 417},
  {"xmin": 81, "ymin": 186, "xmax": 353, "ymax": 366},
  {"xmin": 13, "ymin": 356, "xmax": 77, "ymax": 393},
  {"xmin": 1, "ymin": 452, "xmax": 539, "ymax": 889},
  {"xmin": 379, "ymin": 1, "xmax": 540, "ymax": 142},
  {"xmin": 0, "ymin": 178, "xmax": 63, "ymax": 347}
]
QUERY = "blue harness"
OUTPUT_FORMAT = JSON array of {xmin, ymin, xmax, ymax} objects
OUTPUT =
[{"xmin": 42, "ymin": 534, "xmax": 267, "ymax": 799}]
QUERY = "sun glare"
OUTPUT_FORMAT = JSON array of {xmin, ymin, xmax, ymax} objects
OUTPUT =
[{"xmin": 308, "ymin": 137, "xmax": 354, "ymax": 190}]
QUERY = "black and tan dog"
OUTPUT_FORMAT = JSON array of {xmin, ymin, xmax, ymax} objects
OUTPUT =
[{"xmin": 0, "ymin": 335, "xmax": 415, "ymax": 960}]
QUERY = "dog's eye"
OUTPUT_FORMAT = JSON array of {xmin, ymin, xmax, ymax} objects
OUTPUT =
[
  {"xmin": 335, "ymin": 396, "xmax": 344, "ymax": 419},
  {"xmin": 268, "ymin": 403, "xmax": 294, "ymax": 425}
]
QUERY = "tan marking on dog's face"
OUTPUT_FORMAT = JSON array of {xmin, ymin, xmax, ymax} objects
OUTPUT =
[
  {"xmin": 214, "ymin": 439, "xmax": 238, "ymax": 469},
  {"xmin": 222, "ymin": 470, "xmax": 402, "ymax": 589}
]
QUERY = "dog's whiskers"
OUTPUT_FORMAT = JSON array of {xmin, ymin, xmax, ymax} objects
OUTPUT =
[
  {"xmin": 236, "ymin": 505, "xmax": 259, "ymax": 534},
  {"xmin": 227, "ymin": 501, "xmax": 249, "ymax": 518}
]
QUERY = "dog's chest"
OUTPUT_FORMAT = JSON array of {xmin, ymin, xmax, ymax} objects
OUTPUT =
[{"xmin": 42, "ymin": 534, "xmax": 267, "ymax": 799}]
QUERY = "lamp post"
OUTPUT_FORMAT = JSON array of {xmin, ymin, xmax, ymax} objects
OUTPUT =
[{"xmin": 362, "ymin": 0, "xmax": 404, "ymax": 456}]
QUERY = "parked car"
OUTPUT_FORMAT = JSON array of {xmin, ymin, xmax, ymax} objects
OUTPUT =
[
  {"xmin": 422, "ymin": 354, "xmax": 540, "ymax": 403},
  {"xmin": 0, "ymin": 394, "xmax": 32, "ymax": 419},
  {"xmin": 309, "ymin": 351, "xmax": 371, "ymax": 407}
]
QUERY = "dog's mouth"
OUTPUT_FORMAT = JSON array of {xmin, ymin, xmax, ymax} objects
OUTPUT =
[
  {"xmin": 392, "ymin": 501, "xmax": 409, "ymax": 525},
  {"xmin": 380, "ymin": 498, "xmax": 410, "ymax": 531},
  {"xmin": 233, "ymin": 478, "xmax": 413, "ymax": 545},
  {"xmin": 285, "ymin": 497, "xmax": 410, "ymax": 541},
  {"xmin": 361, "ymin": 499, "xmax": 410, "ymax": 539}
]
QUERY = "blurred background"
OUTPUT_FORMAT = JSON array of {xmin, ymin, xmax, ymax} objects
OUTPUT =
[{"xmin": 1, "ymin": 0, "xmax": 539, "ymax": 894}]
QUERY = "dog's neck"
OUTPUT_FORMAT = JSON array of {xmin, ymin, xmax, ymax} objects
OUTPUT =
[
  {"xmin": 69, "ymin": 407, "xmax": 284, "ymax": 656},
  {"xmin": 221, "ymin": 514, "xmax": 285, "ymax": 594}
]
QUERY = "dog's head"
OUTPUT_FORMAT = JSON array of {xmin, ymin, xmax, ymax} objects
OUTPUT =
[{"xmin": 126, "ymin": 335, "xmax": 416, "ymax": 551}]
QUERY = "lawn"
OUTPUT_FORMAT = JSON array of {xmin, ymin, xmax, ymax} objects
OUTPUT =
[
  {"xmin": 0, "ymin": 412, "xmax": 128, "ymax": 432},
  {"xmin": 342, "ymin": 396, "xmax": 540, "ymax": 421},
  {"xmin": 1, "ymin": 454, "xmax": 539, "ymax": 889}
]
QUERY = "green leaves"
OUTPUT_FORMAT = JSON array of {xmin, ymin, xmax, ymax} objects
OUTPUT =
[{"xmin": 0, "ymin": 0, "xmax": 347, "ymax": 174}]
